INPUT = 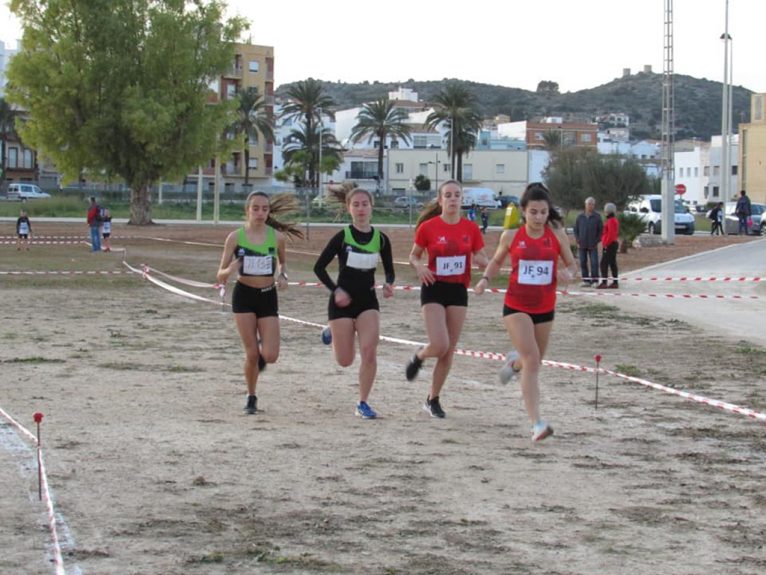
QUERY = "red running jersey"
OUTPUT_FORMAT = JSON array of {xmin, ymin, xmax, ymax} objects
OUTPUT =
[
  {"xmin": 504, "ymin": 225, "xmax": 561, "ymax": 314},
  {"xmin": 414, "ymin": 217, "xmax": 484, "ymax": 288}
]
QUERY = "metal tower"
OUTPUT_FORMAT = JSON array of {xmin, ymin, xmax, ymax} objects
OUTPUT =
[{"xmin": 661, "ymin": 0, "xmax": 675, "ymax": 243}]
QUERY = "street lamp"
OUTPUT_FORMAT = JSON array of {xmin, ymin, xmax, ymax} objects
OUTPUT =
[
  {"xmin": 428, "ymin": 155, "xmax": 440, "ymax": 194},
  {"xmin": 720, "ymin": 0, "xmax": 733, "ymax": 201}
]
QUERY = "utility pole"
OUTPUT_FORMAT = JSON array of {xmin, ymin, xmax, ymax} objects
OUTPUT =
[
  {"xmin": 660, "ymin": 0, "xmax": 675, "ymax": 244},
  {"xmin": 720, "ymin": 0, "xmax": 732, "ymax": 202}
]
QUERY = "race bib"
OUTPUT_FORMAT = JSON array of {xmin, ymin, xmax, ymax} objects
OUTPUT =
[
  {"xmin": 102, "ymin": 222, "xmax": 111, "ymax": 234},
  {"xmin": 346, "ymin": 251, "xmax": 379, "ymax": 270},
  {"xmin": 518, "ymin": 259, "xmax": 553, "ymax": 285},
  {"xmin": 436, "ymin": 255, "xmax": 467, "ymax": 276},
  {"xmin": 243, "ymin": 255, "xmax": 273, "ymax": 275},
  {"xmin": 18, "ymin": 223, "xmax": 29, "ymax": 235}
]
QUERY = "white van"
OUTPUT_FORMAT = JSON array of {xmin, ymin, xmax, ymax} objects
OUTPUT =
[
  {"xmin": 626, "ymin": 194, "xmax": 695, "ymax": 235},
  {"xmin": 461, "ymin": 187, "xmax": 500, "ymax": 209},
  {"xmin": 7, "ymin": 183, "xmax": 51, "ymax": 200}
]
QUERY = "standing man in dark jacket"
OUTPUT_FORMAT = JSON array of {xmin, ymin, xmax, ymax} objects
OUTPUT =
[
  {"xmin": 87, "ymin": 196, "xmax": 102, "ymax": 252},
  {"xmin": 735, "ymin": 189, "xmax": 752, "ymax": 235},
  {"xmin": 573, "ymin": 197, "xmax": 603, "ymax": 286}
]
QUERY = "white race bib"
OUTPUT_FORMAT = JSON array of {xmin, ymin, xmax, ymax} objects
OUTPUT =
[
  {"xmin": 518, "ymin": 259, "xmax": 553, "ymax": 285},
  {"xmin": 102, "ymin": 221, "xmax": 111, "ymax": 234},
  {"xmin": 436, "ymin": 255, "xmax": 467, "ymax": 276},
  {"xmin": 243, "ymin": 255, "xmax": 273, "ymax": 275},
  {"xmin": 346, "ymin": 251, "xmax": 379, "ymax": 270},
  {"xmin": 18, "ymin": 223, "xmax": 29, "ymax": 235}
]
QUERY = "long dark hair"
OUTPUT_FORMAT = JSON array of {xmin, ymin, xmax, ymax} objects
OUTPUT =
[
  {"xmin": 520, "ymin": 182, "xmax": 563, "ymax": 228},
  {"xmin": 415, "ymin": 179, "xmax": 462, "ymax": 228},
  {"xmin": 245, "ymin": 191, "xmax": 304, "ymax": 240}
]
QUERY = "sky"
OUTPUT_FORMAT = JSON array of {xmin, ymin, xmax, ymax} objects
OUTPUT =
[{"xmin": 1, "ymin": 0, "xmax": 764, "ymax": 94}]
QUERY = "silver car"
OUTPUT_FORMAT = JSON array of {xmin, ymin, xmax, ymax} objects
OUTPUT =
[{"xmin": 724, "ymin": 202, "xmax": 764, "ymax": 235}]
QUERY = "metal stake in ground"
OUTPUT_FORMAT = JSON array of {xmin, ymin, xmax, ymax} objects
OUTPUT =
[
  {"xmin": 33, "ymin": 412, "xmax": 43, "ymax": 500},
  {"xmin": 593, "ymin": 355, "xmax": 602, "ymax": 410}
]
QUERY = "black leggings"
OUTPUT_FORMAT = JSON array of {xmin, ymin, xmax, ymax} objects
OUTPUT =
[{"xmin": 600, "ymin": 242, "xmax": 618, "ymax": 282}]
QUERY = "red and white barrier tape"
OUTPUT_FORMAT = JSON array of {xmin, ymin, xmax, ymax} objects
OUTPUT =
[
  {"xmin": 1, "ymin": 240, "xmax": 88, "ymax": 245},
  {"xmin": 130, "ymin": 262, "xmax": 766, "ymax": 424},
  {"xmin": 0, "ymin": 270, "xmax": 126, "ymax": 276},
  {"xmin": 141, "ymin": 264, "xmax": 223, "ymax": 291},
  {"xmin": 0, "ymin": 407, "xmax": 66, "ymax": 574},
  {"xmin": 583, "ymin": 275, "xmax": 762, "ymax": 283}
]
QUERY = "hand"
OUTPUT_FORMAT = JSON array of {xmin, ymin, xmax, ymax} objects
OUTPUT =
[
  {"xmin": 334, "ymin": 287, "xmax": 351, "ymax": 307},
  {"xmin": 276, "ymin": 273, "xmax": 288, "ymax": 290},
  {"xmin": 382, "ymin": 283, "xmax": 394, "ymax": 298},
  {"xmin": 416, "ymin": 264, "xmax": 435, "ymax": 286},
  {"xmin": 557, "ymin": 266, "xmax": 575, "ymax": 284}
]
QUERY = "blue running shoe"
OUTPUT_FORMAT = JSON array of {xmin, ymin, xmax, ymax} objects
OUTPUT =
[
  {"xmin": 321, "ymin": 326, "xmax": 332, "ymax": 345},
  {"xmin": 355, "ymin": 401, "xmax": 377, "ymax": 419}
]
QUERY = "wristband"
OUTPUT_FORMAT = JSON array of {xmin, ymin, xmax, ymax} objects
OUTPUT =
[
  {"xmin": 278, "ymin": 272, "xmax": 288, "ymax": 280},
  {"xmin": 481, "ymin": 276, "xmax": 490, "ymax": 282}
]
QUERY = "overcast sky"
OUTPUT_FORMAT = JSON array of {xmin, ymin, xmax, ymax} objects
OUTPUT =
[{"xmin": 1, "ymin": 0, "xmax": 763, "ymax": 94}]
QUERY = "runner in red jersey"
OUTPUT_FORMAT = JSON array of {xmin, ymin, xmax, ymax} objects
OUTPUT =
[
  {"xmin": 474, "ymin": 182, "xmax": 577, "ymax": 441},
  {"xmin": 405, "ymin": 180, "xmax": 489, "ymax": 418}
]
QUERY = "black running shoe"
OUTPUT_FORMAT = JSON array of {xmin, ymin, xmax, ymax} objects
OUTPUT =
[
  {"xmin": 405, "ymin": 348, "xmax": 424, "ymax": 381},
  {"xmin": 423, "ymin": 395, "xmax": 445, "ymax": 418},
  {"xmin": 244, "ymin": 394, "xmax": 258, "ymax": 415}
]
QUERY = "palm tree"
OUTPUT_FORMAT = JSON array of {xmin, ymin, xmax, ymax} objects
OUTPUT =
[
  {"xmin": 280, "ymin": 79, "xmax": 335, "ymax": 187},
  {"xmin": 229, "ymin": 87, "xmax": 274, "ymax": 186},
  {"xmin": 282, "ymin": 122, "xmax": 343, "ymax": 188},
  {"xmin": 0, "ymin": 98, "xmax": 15, "ymax": 191},
  {"xmin": 425, "ymin": 84, "xmax": 482, "ymax": 182},
  {"xmin": 350, "ymin": 97, "xmax": 412, "ymax": 188}
]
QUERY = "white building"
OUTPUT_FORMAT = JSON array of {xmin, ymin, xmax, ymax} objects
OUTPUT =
[
  {"xmin": 706, "ymin": 134, "xmax": 739, "ymax": 203},
  {"xmin": 674, "ymin": 140, "xmax": 710, "ymax": 209},
  {"xmin": 0, "ymin": 40, "xmax": 19, "ymax": 96}
]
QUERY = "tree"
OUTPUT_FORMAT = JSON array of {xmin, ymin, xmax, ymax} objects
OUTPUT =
[
  {"xmin": 280, "ymin": 78, "xmax": 335, "ymax": 188},
  {"xmin": 425, "ymin": 84, "xmax": 482, "ymax": 182},
  {"xmin": 0, "ymin": 98, "xmax": 15, "ymax": 190},
  {"xmin": 282, "ymin": 122, "xmax": 342, "ymax": 188},
  {"xmin": 414, "ymin": 174, "xmax": 430, "ymax": 191},
  {"xmin": 7, "ymin": 0, "xmax": 245, "ymax": 224},
  {"xmin": 544, "ymin": 148, "xmax": 651, "ymax": 214},
  {"xmin": 536, "ymin": 81, "xmax": 560, "ymax": 95},
  {"xmin": 617, "ymin": 212, "xmax": 646, "ymax": 253},
  {"xmin": 350, "ymin": 97, "xmax": 412, "ymax": 186},
  {"xmin": 229, "ymin": 87, "xmax": 274, "ymax": 186}
]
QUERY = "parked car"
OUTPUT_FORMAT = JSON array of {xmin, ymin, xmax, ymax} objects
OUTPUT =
[
  {"xmin": 761, "ymin": 211, "xmax": 766, "ymax": 236},
  {"xmin": 7, "ymin": 183, "xmax": 51, "ymax": 200},
  {"xmin": 393, "ymin": 196, "xmax": 422, "ymax": 209},
  {"xmin": 626, "ymin": 194, "xmax": 695, "ymax": 235},
  {"xmin": 723, "ymin": 201, "xmax": 764, "ymax": 235},
  {"xmin": 461, "ymin": 187, "xmax": 500, "ymax": 209}
]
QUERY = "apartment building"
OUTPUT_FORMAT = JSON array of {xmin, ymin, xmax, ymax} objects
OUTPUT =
[{"xmin": 738, "ymin": 93, "xmax": 766, "ymax": 203}]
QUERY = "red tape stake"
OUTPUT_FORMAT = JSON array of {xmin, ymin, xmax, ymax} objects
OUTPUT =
[
  {"xmin": 593, "ymin": 355, "xmax": 602, "ymax": 410},
  {"xmin": 34, "ymin": 412, "xmax": 43, "ymax": 500}
]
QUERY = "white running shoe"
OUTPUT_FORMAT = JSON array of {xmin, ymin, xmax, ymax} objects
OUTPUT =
[
  {"xmin": 532, "ymin": 420, "xmax": 554, "ymax": 442},
  {"xmin": 498, "ymin": 351, "xmax": 521, "ymax": 385}
]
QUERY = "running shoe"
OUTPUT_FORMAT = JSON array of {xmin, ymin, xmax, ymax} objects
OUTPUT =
[
  {"xmin": 355, "ymin": 401, "xmax": 378, "ymax": 419},
  {"xmin": 321, "ymin": 326, "xmax": 332, "ymax": 345},
  {"xmin": 498, "ymin": 351, "xmax": 521, "ymax": 385},
  {"xmin": 531, "ymin": 420, "xmax": 554, "ymax": 442},
  {"xmin": 244, "ymin": 394, "xmax": 258, "ymax": 415},
  {"xmin": 405, "ymin": 347, "xmax": 424, "ymax": 381},
  {"xmin": 423, "ymin": 395, "xmax": 446, "ymax": 418}
]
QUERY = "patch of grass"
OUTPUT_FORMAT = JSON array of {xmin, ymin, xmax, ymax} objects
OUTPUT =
[
  {"xmin": 97, "ymin": 361, "xmax": 151, "ymax": 371},
  {"xmin": 735, "ymin": 343, "xmax": 766, "ymax": 357},
  {"xmin": 2, "ymin": 357, "xmax": 65, "ymax": 364},
  {"xmin": 187, "ymin": 551, "xmax": 224, "ymax": 564},
  {"xmin": 165, "ymin": 365, "xmax": 198, "ymax": 373},
  {"xmin": 614, "ymin": 364, "xmax": 642, "ymax": 377}
]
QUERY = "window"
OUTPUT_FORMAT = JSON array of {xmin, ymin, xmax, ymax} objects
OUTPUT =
[
  {"xmin": 704, "ymin": 166, "xmax": 710, "ymax": 176},
  {"xmin": 713, "ymin": 166, "xmax": 720, "ymax": 176},
  {"xmin": 686, "ymin": 167, "xmax": 691, "ymax": 177},
  {"xmin": 694, "ymin": 167, "xmax": 698, "ymax": 177},
  {"xmin": 413, "ymin": 135, "xmax": 427, "ymax": 149},
  {"xmin": 463, "ymin": 164, "xmax": 473, "ymax": 180},
  {"xmin": 495, "ymin": 164, "xmax": 505, "ymax": 175},
  {"xmin": 248, "ymin": 158, "xmax": 258, "ymax": 169},
  {"xmin": 731, "ymin": 165, "xmax": 738, "ymax": 175},
  {"xmin": 22, "ymin": 150, "xmax": 33, "ymax": 169},
  {"xmin": 581, "ymin": 133, "xmax": 592, "ymax": 143},
  {"xmin": 443, "ymin": 164, "xmax": 450, "ymax": 173},
  {"xmin": 419, "ymin": 163, "xmax": 428, "ymax": 175},
  {"xmin": 248, "ymin": 61, "xmax": 259, "ymax": 73},
  {"xmin": 678, "ymin": 167, "xmax": 683, "ymax": 178},
  {"xmin": 8, "ymin": 147, "xmax": 17, "ymax": 168}
]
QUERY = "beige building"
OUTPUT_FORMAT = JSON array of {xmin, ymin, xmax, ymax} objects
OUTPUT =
[
  {"xmin": 738, "ymin": 93, "xmax": 766, "ymax": 203},
  {"xmin": 204, "ymin": 42, "xmax": 275, "ymax": 187},
  {"xmin": 387, "ymin": 149, "xmax": 529, "ymax": 197}
]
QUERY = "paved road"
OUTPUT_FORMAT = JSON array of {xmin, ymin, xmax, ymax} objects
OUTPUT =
[{"xmin": 613, "ymin": 238, "xmax": 766, "ymax": 347}]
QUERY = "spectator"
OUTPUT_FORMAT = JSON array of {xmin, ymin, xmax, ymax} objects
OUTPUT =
[
  {"xmin": 101, "ymin": 207, "xmax": 113, "ymax": 252},
  {"xmin": 573, "ymin": 197, "xmax": 602, "ymax": 286},
  {"xmin": 16, "ymin": 209, "xmax": 32, "ymax": 251},
  {"xmin": 86, "ymin": 197, "xmax": 102, "ymax": 252},
  {"xmin": 735, "ymin": 190, "xmax": 752, "ymax": 235},
  {"xmin": 709, "ymin": 202, "xmax": 725, "ymax": 236},
  {"xmin": 480, "ymin": 207, "xmax": 489, "ymax": 234},
  {"xmin": 596, "ymin": 203, "xmax": 620, "ymax": 289}
]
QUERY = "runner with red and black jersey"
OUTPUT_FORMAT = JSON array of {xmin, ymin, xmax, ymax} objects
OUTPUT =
[
  {"xmin": 405, "ymin": 180, "xmax": 489, "ymax": 418},
  {"xmin": 475, "ymin": 182, "xmax": 577, "ymax": 441}
]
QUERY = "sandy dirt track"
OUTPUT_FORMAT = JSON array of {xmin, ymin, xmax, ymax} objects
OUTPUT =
[{"xmin": 1, "ymin": 221, "xmax": 765, "ymax": 574}]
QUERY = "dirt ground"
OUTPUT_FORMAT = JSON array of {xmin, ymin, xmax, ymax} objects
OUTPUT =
[{"xmin": 1, "ymin": 221, "xmax": 765, "ymax": 574}]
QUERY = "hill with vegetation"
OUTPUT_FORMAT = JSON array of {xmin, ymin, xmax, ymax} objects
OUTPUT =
[{"xmin": 276, "ymin": 72, "xmax": 752, "ymax": 141}]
